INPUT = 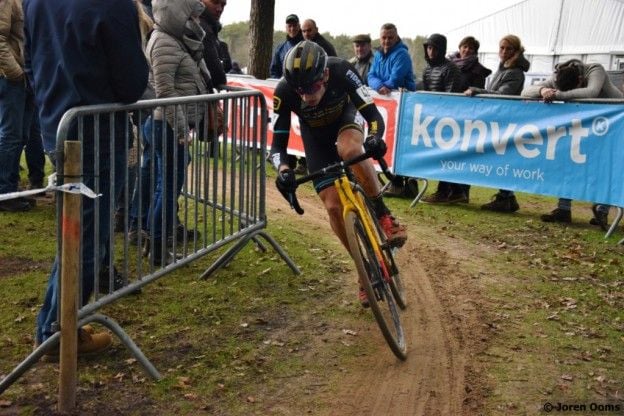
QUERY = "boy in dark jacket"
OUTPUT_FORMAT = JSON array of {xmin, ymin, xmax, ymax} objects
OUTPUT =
[{"xmin": 419, "ymin": 33, "xmax": 467, "ymax": 204}]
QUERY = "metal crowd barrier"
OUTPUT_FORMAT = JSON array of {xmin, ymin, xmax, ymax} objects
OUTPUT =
[{"xmin": 0, "ymin": 89, "xmax": 300, "ymax": 397}]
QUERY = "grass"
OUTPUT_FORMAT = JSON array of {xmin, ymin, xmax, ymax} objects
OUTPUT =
[{"xmin": 0, "ymin": 171, "xmax": 622, "ymax": 415}]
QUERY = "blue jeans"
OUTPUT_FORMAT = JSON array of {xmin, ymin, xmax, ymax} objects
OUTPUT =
[
  {"xmin": 36, "ymin": 146, "xmax": 125, "ymax": 343},
  {"xmin": 142, "ymin": 117, "xmax": 188, "ymax": 240},
  {"xmin": 129, "ymin": 135, "xmax": 154, "ymax": 233},
  {"xmin": 0, "ymin": 77, "xmax": 35, "ymax": 194}
]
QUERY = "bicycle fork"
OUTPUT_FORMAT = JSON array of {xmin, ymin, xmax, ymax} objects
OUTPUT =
[{"xmin": 336, "ymin": 178, "xmax": 392, "ymax": 284}]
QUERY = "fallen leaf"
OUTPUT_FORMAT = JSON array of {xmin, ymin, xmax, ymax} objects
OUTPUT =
[
  {"xmin": 342, "ymin": 329, "xmax": 357, "ymax": 336},
  {"xmin": 177, "ymin": 376, "xmax": 192, "ymax": 388},
  {"xmin": 561, "ymin": 374, "xmax": 574, "ymax": 381}
]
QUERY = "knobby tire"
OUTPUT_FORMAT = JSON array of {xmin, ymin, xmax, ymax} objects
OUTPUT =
[
  {"xmin": 359, "ymin": 185, "xmax": 408, "ymax": 310},
  {"xmin": 344, "ymin": 210, "xmax": 407, "ymax": 360}
]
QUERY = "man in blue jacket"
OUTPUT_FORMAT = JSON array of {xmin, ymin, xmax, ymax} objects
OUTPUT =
[
  {"xmin": 367, "ymin": 23, "xmax": 417, "ymax": 198},
  {"xmin": 24, "ymin": 0, "xmax": 149, "ymax": 355},
  {"xmin": 269, "ymin": 14, "xmax": 304, "ymax": 79}
]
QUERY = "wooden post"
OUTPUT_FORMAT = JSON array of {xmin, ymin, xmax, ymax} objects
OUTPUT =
[{"xmin": 58, "ymin": 141, "xmax": 81, "ymax": 413}]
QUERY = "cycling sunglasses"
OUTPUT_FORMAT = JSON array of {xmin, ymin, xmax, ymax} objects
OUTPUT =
[{"xmin": 295, "ymin": 79, "xmax": 323, "ymax": 95}]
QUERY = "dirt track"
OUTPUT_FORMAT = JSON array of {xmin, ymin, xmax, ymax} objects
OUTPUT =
[{"xmin": 266, "ymin": 185, "xmax": 490, "ymax": 416}]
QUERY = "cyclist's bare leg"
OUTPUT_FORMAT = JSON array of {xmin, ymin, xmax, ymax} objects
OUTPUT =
[
  {"xmin": 336, "ymin": 128, "xmax": 380, "ymax": 198},
  {"xmin": 318, "ymin": 186, "xmax": 350, "ymax": 250},
  {"xmin": 336, "ymin": 128, "xmax": 407, "ymax": 247}
]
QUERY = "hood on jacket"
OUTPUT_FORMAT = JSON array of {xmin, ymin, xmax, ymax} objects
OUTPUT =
[
  {"xmin": 152, "ymin": 0, "xmax": 204, "ymax": 38},
  {"xmin": 423, "ymin": 33, "xmax": 447, "ymax": 65}
]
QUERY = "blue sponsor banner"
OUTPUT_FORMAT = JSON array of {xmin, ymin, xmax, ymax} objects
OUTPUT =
[{"xmin": 395, "ymin": 93, "xmax": 624, "ymax": 207}]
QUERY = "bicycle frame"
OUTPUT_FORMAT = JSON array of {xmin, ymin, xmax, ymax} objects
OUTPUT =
[{"xmin": 334, "ymin": 175, "xmax": 391, "ymax": 281}]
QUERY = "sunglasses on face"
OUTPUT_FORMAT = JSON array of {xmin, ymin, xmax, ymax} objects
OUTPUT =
[{"xmin": 295, "ymin": 80, "xmax": 323, "ymax": 95}]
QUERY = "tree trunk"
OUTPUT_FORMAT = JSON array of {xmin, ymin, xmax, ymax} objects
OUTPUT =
[{"xmin": 248, "ymin": 0, "xmax": 274, "ymax": 79}]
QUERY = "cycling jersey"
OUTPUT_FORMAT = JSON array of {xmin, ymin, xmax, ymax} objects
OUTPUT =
[{"xmin": 270, "ymin": 57, "xmax": 385, "ymax": 190}]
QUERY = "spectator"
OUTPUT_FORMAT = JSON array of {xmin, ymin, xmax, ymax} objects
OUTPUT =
[
  {"xmin": 23, "ymin": 110, "xmax": 45, "ymax": 190},
  {"xmin": 0, "ymin": 0, "xmax": 36, "ymax": 212},
  {"xmin": 465, "ymin": 34, "xmax": 530, "ymax": 213},
  {"xmin": 449, "ymin": 36, "xmax": 491, "ymax": 92},
  {"xmin": 218, "ymin": 39, "xmax": 232, "ymax": 74},
  {"xmin": 521, "ymin": 59, "xmax": 623, "ymax": 229},
  {"xmin": 348, "ymin": 34, "xmax": 374, "ymax": 85},
  {"xmin": 25, "ymin": 0, "xmax": 149, "ymax": 354},
  {"xmin": 269, "ymin": 14, "xmax": 306, "ymax": 174},
  {"xmin": 423, "ymin": 35, "xmax": 490, "ymax": 204},
  {"xmin": 199, "ymin": 0, "xmax": 228, "ymax": 89},
  {"xmin": 142, "ymin": 0, "xmax": 208, "ymax": 265},
  {"xmin": 269, "ymin": 14, "xmax": 303, "ymax": 79},
  {"xmin": 368, "ymin": 23, "xmax": 417, "ymax": 199},
  {"xmin": 301, "ymin": 18, "xmax": 337, "ymax": 57},
  {"xmin": 114, "ymin": 0, "xmax": 155, "ymax": 234},
  {"xmin": 229, "ymin": 60, "xmax": 243, "ymax": 74}
]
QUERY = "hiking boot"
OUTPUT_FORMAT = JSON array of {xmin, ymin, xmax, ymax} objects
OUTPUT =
[
  {"xmin": 481, "ymin": 193, "xmax": 519, "ymax": 213},
  {"xmin": 174, "ymin": 223, "xmax": 200, "ymax": 242},
  {"xmin": 378, "ymin": 214, "xmax": 407, "ymax": 248},
  {"xmin": 98, "ymin": 266, "xmax": 126, "ymax": 294},
  {"xmin": 590, "ymin": 205, "xmax": 608, "ymax": 231},
  {"xmin": 540, "ymin": 208, "xmax": 572, "ymax": 223},
  {"xmin": 40, "ymin": 327, "xmax": 113, "ymax": 362},
  {"xmin": 446, "ymin": 191, "xmax": 469, "ymax": 204},
  {"xmin": 405, "ymin": 178, "xmax": 419, "ymax": 198},
  {"xmin": 383, "ymin": 182, "xmax": 406, "ymax": 198},
  {"xmin": 0, "ymin": 198, "xmax": 33, "ymax": 212},
  {"xmin": 422, "ymin": 191, "xmax": 450, "ymax": 204},
  {"xmin": 358, "ymin": 287, "xmax": 370, "ymax": 308}
]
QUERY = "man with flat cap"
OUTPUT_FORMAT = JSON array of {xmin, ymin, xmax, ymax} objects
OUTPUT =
[
  {"xmin": 349, "ymin": 34, "xmax": 374, "ymax": 85},
  {"xmin": 269, "ymin": 14, "xmax": 303, "ymax": 79}
]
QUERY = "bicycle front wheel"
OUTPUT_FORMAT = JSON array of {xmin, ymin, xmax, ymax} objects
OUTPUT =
[
  {"xmin": 361, "ymin": 192, "xmax": 407, "ymax": 310},
  {"xmin": 345, "ymin": 210, "xmax": 407, "ymax": 360}
]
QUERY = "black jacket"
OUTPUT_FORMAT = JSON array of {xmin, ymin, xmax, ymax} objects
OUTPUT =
[
  {"xmin": 198, "ymin": 10, "xmax": 227, "ymax": 88},
  {"xmin": 422, "ymin": 33, "xmax": 461, "ymax": 93},
  {"xmin": 310, "ymin": 33, "xmax": 337, "ymax": 57}
]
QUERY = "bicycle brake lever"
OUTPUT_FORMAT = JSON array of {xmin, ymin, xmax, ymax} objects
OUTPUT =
[{"xmin": 288, "ymin": 192, "xmax": 304, "ymax": 215}]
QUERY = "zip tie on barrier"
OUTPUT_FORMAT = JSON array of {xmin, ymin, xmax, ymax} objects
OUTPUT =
[{"xmin": 0, "ymin": 173, "xmax": 101, "ymax": 201}]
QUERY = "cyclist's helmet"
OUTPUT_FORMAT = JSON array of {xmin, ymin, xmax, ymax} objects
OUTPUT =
[{"xmin": 283, "ymin": 40, "xmax": 327, "ymax": 90}]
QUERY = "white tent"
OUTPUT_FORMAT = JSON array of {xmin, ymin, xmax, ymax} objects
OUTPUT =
[{"xmin": 446, "ymin": 0, "xmax": 624, "ymax": 74}]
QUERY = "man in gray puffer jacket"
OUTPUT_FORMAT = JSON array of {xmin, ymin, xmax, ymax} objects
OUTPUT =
[{"xmin": 142, "ymin": 0, "xmax": 209, "ymax": 265}]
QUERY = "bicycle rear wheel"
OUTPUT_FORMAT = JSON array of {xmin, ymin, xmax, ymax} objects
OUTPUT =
[{"xmin": 345, "ymin": 210, "xmax": 407, "ymax": 360}]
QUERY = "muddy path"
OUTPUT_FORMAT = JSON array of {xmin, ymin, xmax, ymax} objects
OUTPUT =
[{"xmin": 265, "ymin": 184, "xmax": 491, "ymax": 416}]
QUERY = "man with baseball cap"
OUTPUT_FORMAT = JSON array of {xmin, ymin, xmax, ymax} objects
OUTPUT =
[
  {"xmin": 270, "ymin": 14, "xmax": 303, "ymax": 78},
  {"xmin": 349, "ymin": 34, "xmax": 374, "ymax": 85}
]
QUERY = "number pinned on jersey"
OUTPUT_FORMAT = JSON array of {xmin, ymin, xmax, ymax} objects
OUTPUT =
[{"xmin": 356, "ymin": 86, "xmax": 374, "ymax": 104}]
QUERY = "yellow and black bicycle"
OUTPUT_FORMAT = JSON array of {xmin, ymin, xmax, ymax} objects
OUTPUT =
[{"xmin": 287, "ymin": 152, "xmax": 407, "ymax": 360}]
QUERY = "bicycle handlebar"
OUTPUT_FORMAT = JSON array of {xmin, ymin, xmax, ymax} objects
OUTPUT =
[{"xmin": 286, "ymin": 151, "xmax": 395, "ymax": 215}]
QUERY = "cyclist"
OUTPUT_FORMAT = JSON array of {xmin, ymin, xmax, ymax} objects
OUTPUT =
[{"xmin": 270, "ymin": 41, "xmax": 407, "ymax": 302}]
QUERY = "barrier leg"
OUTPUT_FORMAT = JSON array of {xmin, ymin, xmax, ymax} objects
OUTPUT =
[
  {"xmin": 409, "ymin": 178, "xmax": 429, "ymax": 208},
  {"xmin": 605, "ymin": 206, "xmax": 623, "ymax": 239}
]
